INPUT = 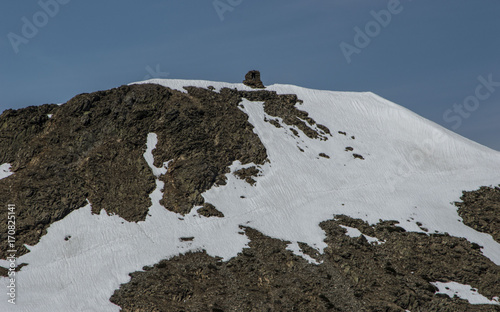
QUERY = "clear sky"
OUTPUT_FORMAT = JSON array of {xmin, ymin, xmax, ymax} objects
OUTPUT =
[{"xmin": 1, "ymin": 1, "xmax": 499, "ymax": 150}]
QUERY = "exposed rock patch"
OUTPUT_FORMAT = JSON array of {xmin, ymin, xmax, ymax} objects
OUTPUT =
[
  {"xmin": 234, "ymin": 166, "xmax": 260, "ymax": 186},
  {"xmin": 455, "ymin": 185, "xmax": 500, "ymax": 243},
  {"xmin": 197, "ymin": 203, "xmax": 224, "ymax": 218},
  {"xmin": 0, "ymin": 263, "xmax": 27, "ymax": 278},
  {"xmin": 238, "ymin": 90, "xmax": 330, "ymax": 140},
  {"xmin": 264, "ymin": 117, "xmax": 281, "ymax": 129},
  {"xmin": 353, "ymin": 153, "xmax": 365, "ymax": 160}
]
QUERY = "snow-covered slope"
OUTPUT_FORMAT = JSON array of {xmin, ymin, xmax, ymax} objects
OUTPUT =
[{"xmin": 1, "ymin": 79, "xmax": 499, "ymax": 311}]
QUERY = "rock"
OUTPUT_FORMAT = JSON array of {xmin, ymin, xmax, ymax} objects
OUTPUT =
[
  {"xmin": 243, "ymin": 70, "xmax": 265, "ymax": 89},
  {"xmin": 455, "ymin": 185, "xmax": 500, "ymax": 243},
  {"xmin": 353, "ymin": 153, "xmax": 365, "ymax": 160},
  {"xmin": 197, "ymin": 203, "xmax": 224, "ymax": 218}
]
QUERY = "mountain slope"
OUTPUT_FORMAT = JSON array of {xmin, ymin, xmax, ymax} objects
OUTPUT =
[{"xmin": 0, "ymin": 78, "xmax": 499, "ymax": 311}]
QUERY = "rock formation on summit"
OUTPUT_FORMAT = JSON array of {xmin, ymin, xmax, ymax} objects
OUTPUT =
[{"xmin": 243, "ymin": 70, "xmax": 265, "ymax": 89}]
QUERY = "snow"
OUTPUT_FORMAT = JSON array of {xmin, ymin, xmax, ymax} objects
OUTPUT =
[
  {"xmin": 339, "ymin": 225, "xmax": 383, "ymax": 245},
  {"xmin": 0, "ymin": 163, "xmax": 13, "ymax": 180},
  {"xmin": 431, "ymin": 281, "xmax": 500, "ymax": 305},
  {"xmin": 144, "ymin": 133, "xmax": 169, "ymax": 177},
  {"xmin": 47, "ymin": 114, "xmax": 53, "ymax": 118},
  {"xmin": 1, "ymin": 78, "xmax": 500, "ymax": 311},
  {"xmin": 286, "ymin": 241, "xmax": 322, "ymax": 265}
]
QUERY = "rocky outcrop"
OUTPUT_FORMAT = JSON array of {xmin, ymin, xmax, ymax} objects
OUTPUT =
[
  {"xmin": 243, "ymin": 70, "xmax": 265, "ymax": 89},
  {"xmin": 456, "ymin": 185, "xmax": 500, "ymax": 243}
]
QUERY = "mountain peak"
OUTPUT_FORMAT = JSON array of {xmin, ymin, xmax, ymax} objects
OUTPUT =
[{"xmin": 1, "ymin": 78, "xmax": 499, "ymax": 311}]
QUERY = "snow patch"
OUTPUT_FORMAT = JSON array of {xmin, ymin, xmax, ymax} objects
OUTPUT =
[
  {"xmin": 0, "ymin": 163, "xmax": 13, "ymax": 180},
  {"xmin": 339, "ymin": 225, "xmax": 384, "ymax": 245},
  {"xmin": 286, "ymin": 241, "xmax": 322, "ymax": 265},
  {"xmin": 143, "ymin": 133, "xmax": 169, "ymax": 177},
  {"xmin": 431, "ymin": 281, "xmax": 500, "ymax": 305}
]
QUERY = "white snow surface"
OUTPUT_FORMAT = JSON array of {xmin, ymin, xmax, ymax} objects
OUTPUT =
[
  {"xmin": 285, "ymin": 241, "xmax": 322, "ymax": 265},
  {"xmin": 0, "ymin": 163, "xmax": 13, "ymax": 180},
  {"xmin": 1, "ymin": 79, "xmax": 500, "ymax": 311},
  {"xmin": 339, "ymin": 225, "xmax": 383, "ymax": 245},
  {"xmin": 431, "ymin": 281, "xmax": 500, "ymax": 305}
]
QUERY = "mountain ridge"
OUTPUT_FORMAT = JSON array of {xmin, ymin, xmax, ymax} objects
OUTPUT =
[{"xmin": 0, "ymin": 77, "xmax": 499, "ymax": 311}]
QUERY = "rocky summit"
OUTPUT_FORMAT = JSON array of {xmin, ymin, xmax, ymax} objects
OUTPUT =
[{"xmin": 0, "ymin": 75, "xmax": 499, "ymax": 311}]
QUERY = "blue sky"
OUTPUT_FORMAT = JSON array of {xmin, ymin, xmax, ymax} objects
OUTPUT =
[{"xmin": 1, "ymin": 0, "xmax": 499, "ymax": 150}]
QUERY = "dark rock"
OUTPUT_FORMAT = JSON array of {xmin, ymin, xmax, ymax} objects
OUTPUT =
[
  {"xmin": 267, "ymin": 119, "xmax": 281, "ymax": 128},
  {"xmin": 242, "ymin": 70, "xmax": 265, "ymax": 89},
  {"xmin": 234, "ymin": 166, "xmax": 260, "ymax": 186},
  {"xmin": 239, "ymin": 89, "xmax": 330, "ymax": 140},
  {"xmin": 353, "ymin": 153, "xmax": 365, "ymax": 160},
  {"xmin": 197, "ymin": 203, "xmax": 224, "ymax": 218},
  {"xmin": 455, "ymin": 185, "xmax": 500, "ymax": 243}
]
